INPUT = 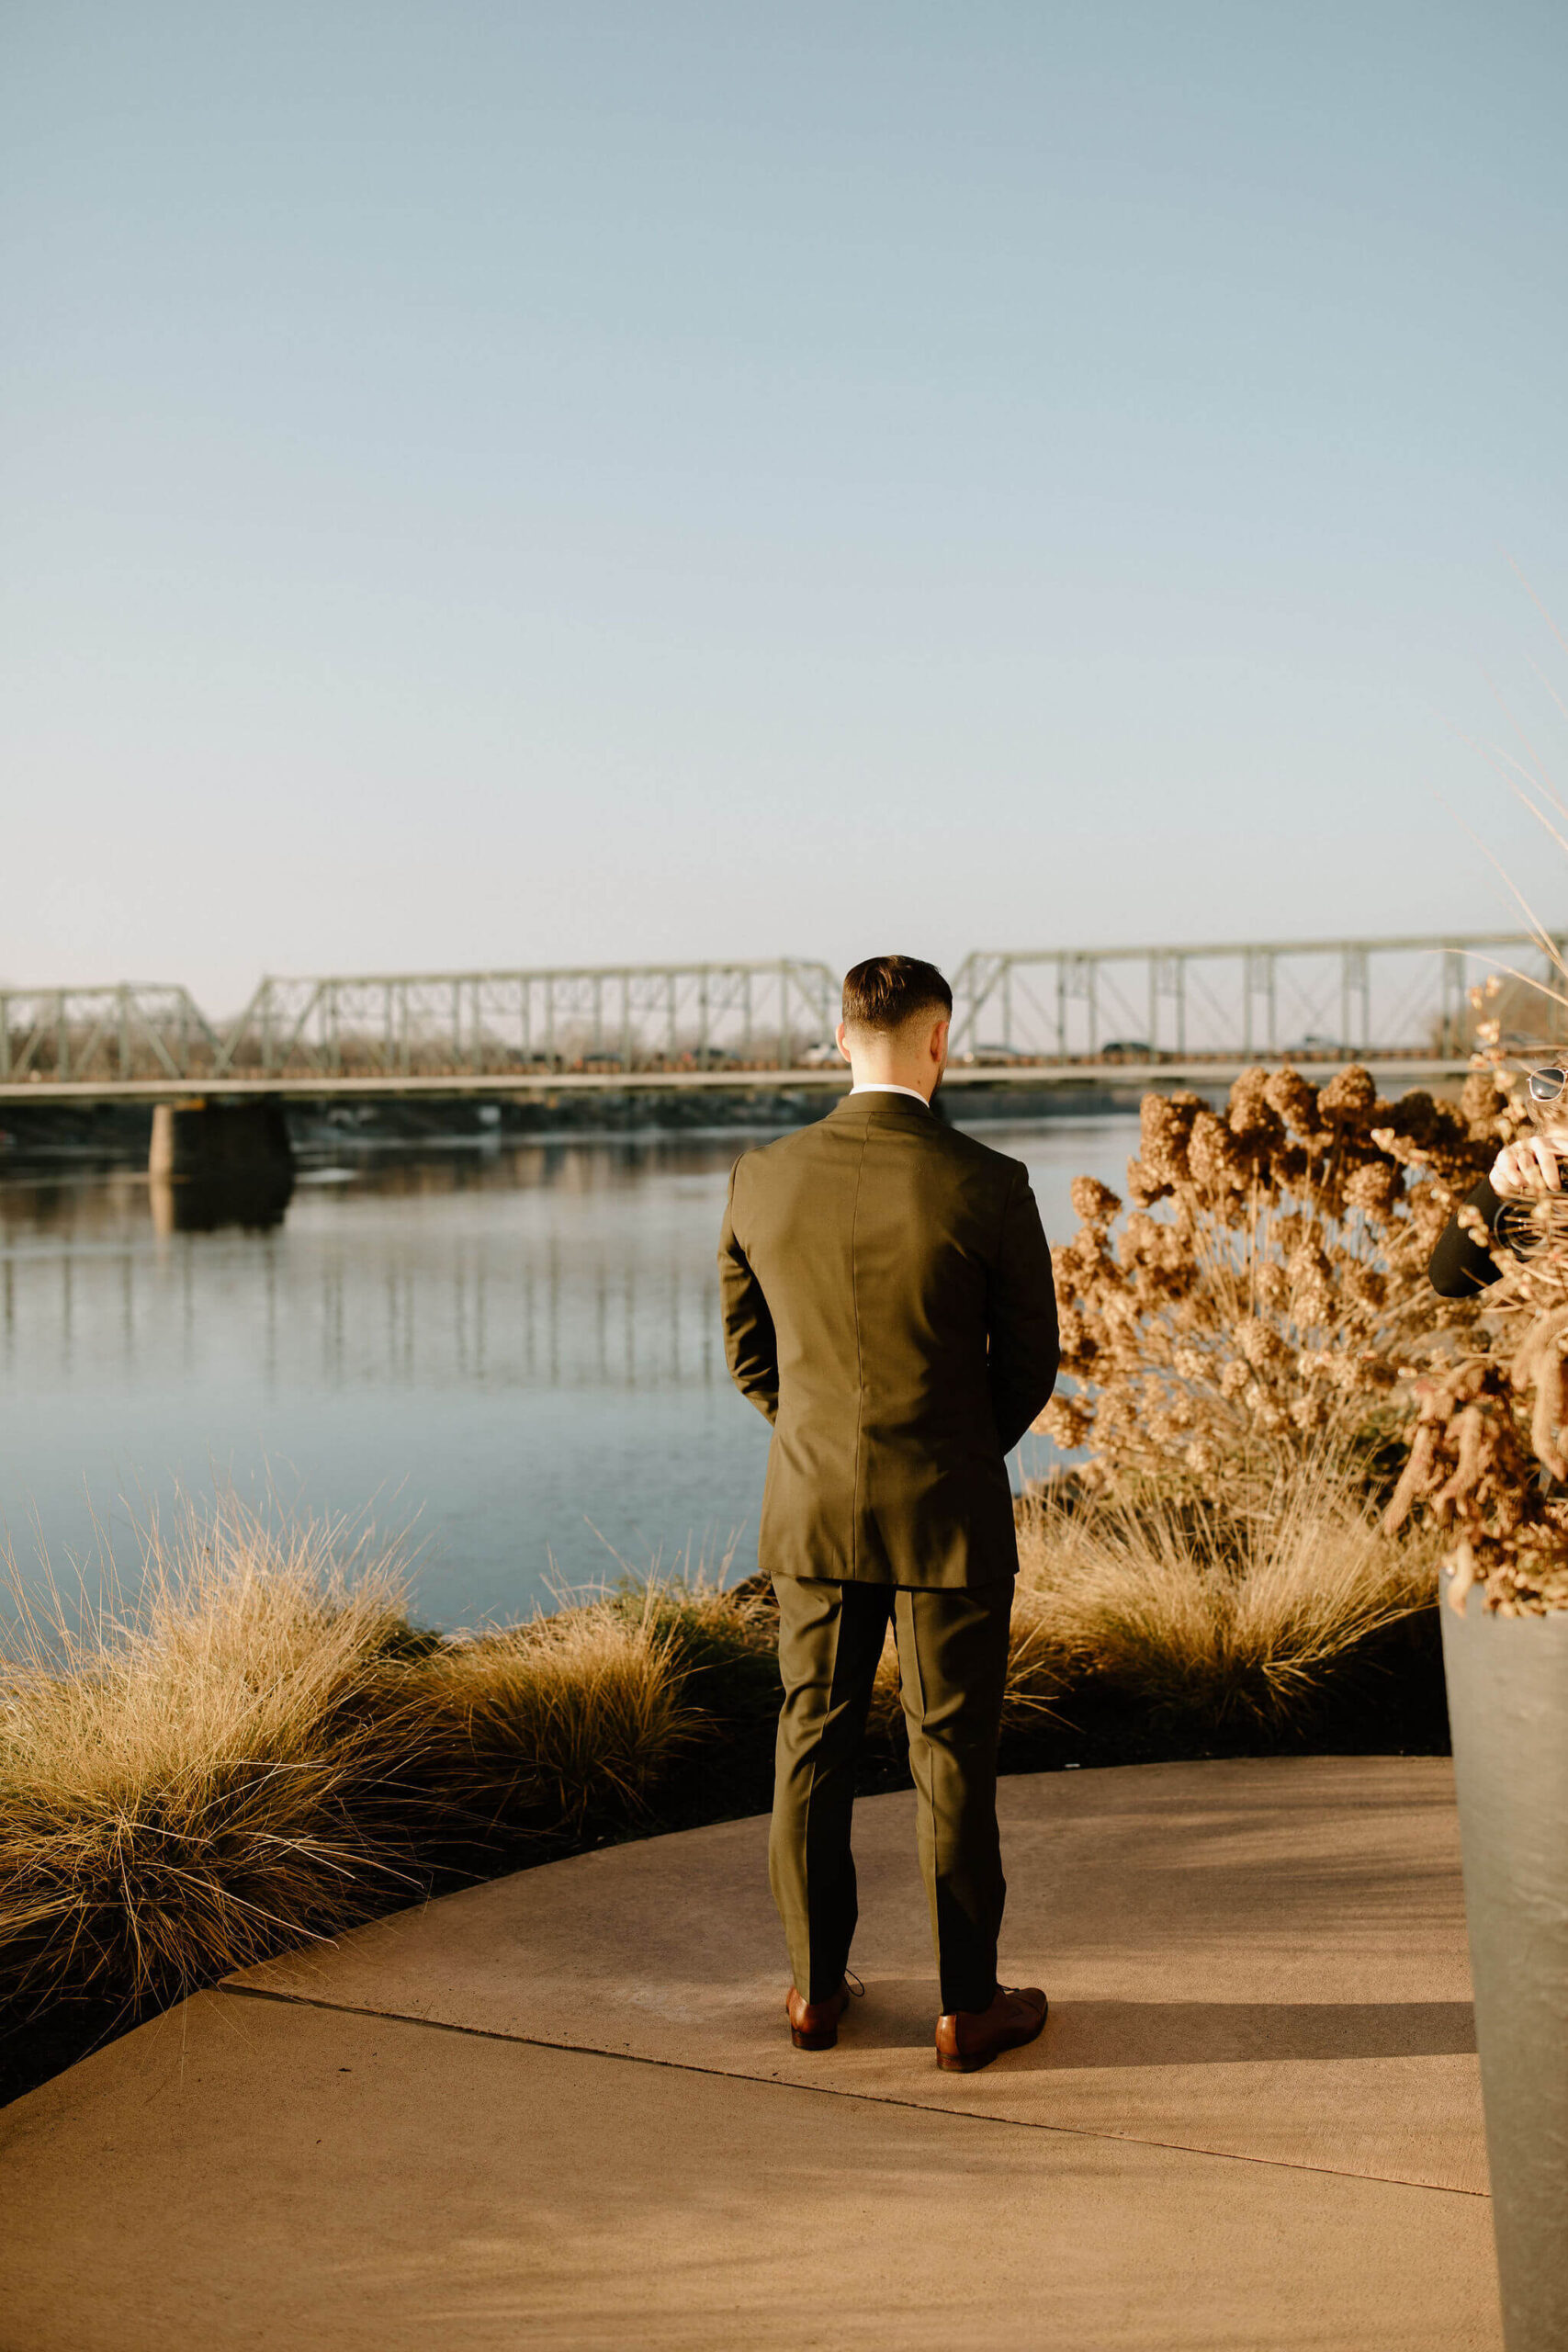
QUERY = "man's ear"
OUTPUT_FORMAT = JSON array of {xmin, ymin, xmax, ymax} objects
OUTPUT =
[
  {"xmin": 931, "ymin": 1018, "xmax": 950, "ymax": 1062},
  {"xmin": 835, "ymin": 1021, "xmax": 852, "ymax": 1066}
]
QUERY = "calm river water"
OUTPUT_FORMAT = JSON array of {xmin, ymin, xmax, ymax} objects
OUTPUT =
[{"xmin": 0, "ymin": 1113, "xmax": 1136, "ymax": 1626}]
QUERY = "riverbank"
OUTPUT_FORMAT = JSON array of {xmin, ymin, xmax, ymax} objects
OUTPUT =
[
  {"xmin": 0, "ymin": 1080, "xmax": 1205, "ymax": 1166},
  {"xmin": 0, "ymin": 1480, "xmax": 1449, "ymax": 2107}
]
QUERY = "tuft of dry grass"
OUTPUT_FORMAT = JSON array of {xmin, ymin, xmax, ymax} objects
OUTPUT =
[
  {"xmin": 1012, "ymin": 1455, "xmax": 1441, "ymax": 1727},
  {"xmin": 0, "ymin": 1505, "xmax": 424, "ymax": 2015},
  {"xmin": 407, "ymin": 1596, "xmax": 702, "ymax": 1841}
]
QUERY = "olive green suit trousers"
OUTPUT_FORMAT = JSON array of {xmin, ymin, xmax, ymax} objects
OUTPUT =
[
  {"xmin": 772, "ymin": 1571, "xmax": 1014, "ymax": 2011},
  {"xmin": 718, "ymin": 1090, "xmax": 1058, "ymax": 2010}
]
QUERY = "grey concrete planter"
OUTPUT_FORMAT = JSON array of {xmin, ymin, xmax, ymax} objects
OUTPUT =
[{"xmin": 1440, "ymin": 1598, "xmax": 1568, "ymax": 2351}]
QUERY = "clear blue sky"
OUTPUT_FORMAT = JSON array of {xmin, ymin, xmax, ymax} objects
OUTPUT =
[{"xmin": 4, "ymin": 2, "xmax": 1567, "ymax": 1012}]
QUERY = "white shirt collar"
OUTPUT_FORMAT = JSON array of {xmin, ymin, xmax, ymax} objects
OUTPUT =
[{"xmin": 850, "ymin": 1082, "xmax": 930, "ymax": 1106}]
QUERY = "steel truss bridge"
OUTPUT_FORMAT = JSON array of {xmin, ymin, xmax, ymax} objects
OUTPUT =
[{"xmin": 0, "ymin": 931, "xmax": 1561, "ymax": 1101}]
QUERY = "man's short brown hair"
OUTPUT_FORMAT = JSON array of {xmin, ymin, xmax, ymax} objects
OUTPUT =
[{"xmin": 841, "ymin": 955, "xmax": 953, "ymax": 1035}]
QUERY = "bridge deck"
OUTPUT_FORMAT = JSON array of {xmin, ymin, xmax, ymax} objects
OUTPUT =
[{"xmin": 0, "ymin": 1058, "xmax": 1476, "ymax": 1104}]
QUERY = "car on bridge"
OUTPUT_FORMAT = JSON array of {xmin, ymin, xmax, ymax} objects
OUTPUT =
[
  {"xmin": 1282, "ymin": 1035, "xmax": 1343, "ymax": 1059},
  {"xmin": 678, "ymin": 1046, "xmax": 742, "ymax": 1070}
]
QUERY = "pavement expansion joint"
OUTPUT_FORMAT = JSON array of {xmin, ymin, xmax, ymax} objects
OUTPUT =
[{"xmin": 215, "ymin": 1979, "xmax": 1490, "ymax": 2199}]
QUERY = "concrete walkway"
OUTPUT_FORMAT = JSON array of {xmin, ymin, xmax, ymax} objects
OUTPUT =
[{"xmin": 1, "ymin": 1758, "xmax": 1502, "ymax": 2350}]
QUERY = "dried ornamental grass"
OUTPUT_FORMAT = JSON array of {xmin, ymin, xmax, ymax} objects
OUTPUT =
[
  {"xmin": 1035, "ymin": 1065, "xmax": 1507, "ymax": 1489},
  {"xmin": 1015, "ymin": 1461, "xmax": 1441, "ymax": 1725},
  {"xmin": 0, "ymin": 1512, "xmax": 705, "ymax": 2019},
  {"xmin": 0, "ymin": 1507, "xmax": 423, "ymax": 2014},
  {"xmin": 406, "ymin": 1595, "xmax": 702, "ymax": 1839}
]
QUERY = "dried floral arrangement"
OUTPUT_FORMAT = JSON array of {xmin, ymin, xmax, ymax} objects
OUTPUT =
[
  {"xmin": 1036, "ymin": 1062, "xmax": 1509, "ymax": 1496},
  {"xmin": 1382, "ymin": 980, "xmax": 1568, "ymax": 1615}
]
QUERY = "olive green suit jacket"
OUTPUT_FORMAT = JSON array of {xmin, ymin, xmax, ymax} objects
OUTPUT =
[{"xmin": 718, "ymin": 1090, "xmax": 1059, "ymax": 1589}]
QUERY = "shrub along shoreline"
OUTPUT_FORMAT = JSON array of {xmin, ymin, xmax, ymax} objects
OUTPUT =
[{"xmin": 0, "ymin": 1470, "xmax": 1449, "ymax": 2107}]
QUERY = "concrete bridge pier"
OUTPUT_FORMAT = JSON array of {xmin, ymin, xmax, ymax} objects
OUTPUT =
[{"xmin": 148, "ymin": 1097, "xmax": 295, "ymax": 1233}]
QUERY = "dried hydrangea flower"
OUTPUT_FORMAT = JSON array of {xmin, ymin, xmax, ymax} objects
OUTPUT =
[{"xmin": 1037, "ymin": 1061, "xmax": 1501, "ymax": 1496}]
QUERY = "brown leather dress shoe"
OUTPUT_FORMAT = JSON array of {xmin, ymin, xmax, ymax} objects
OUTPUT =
[
  {"xmin": 785, "ymin": 1981, "xmax": 854, "ymax": 2051},
  {"xmin": 935, "ymin": 1984, "xmax": 1048, "ymax": 2073}
]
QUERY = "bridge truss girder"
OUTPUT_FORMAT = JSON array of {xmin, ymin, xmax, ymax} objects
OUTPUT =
[
  {"xmin": 209, "ymin": 960, "xmax": 842, "ymax": 1080},
  {"xmin": 0, "ymin": 984, "xmax": 220, "ymax": 1084},
  {"xmin": 2, "ymin": 932, "xmax": 1562, "ymax": 1090},
  {"xmin": 945, "ymin": 931, "xmax": 1568, "ymax": 1063}
]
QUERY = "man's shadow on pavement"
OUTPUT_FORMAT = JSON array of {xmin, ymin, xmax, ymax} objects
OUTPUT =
[{"xmin": 848, "ymin": 1984, "xmax": 1475, "ymax": 2068}]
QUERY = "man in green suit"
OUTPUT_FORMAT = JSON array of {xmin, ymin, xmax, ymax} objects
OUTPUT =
[{"xmin": 719, "ymin": 955, "xmax": 1059, "ymax": 2072}]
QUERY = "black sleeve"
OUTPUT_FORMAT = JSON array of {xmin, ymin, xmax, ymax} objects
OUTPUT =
[{"xmin": 1428, "ymin": 1175, "xmax": 1517, "ymax": 1298}]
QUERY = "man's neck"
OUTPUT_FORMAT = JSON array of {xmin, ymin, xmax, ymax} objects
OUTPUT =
[{"xmin": 848, "ymin": 1076, "xmax": 932, "ymax": 1106}]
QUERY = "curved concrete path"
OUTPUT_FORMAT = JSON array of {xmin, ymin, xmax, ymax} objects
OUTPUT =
[{"xmin": 1, "ymin": 1758, "xmax": 1501, "ymax": 2350}]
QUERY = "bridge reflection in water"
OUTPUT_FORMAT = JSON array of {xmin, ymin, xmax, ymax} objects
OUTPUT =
[{"xmin": 1, "ymin": 1143, "xmax": 732, "ymax": 1398}]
